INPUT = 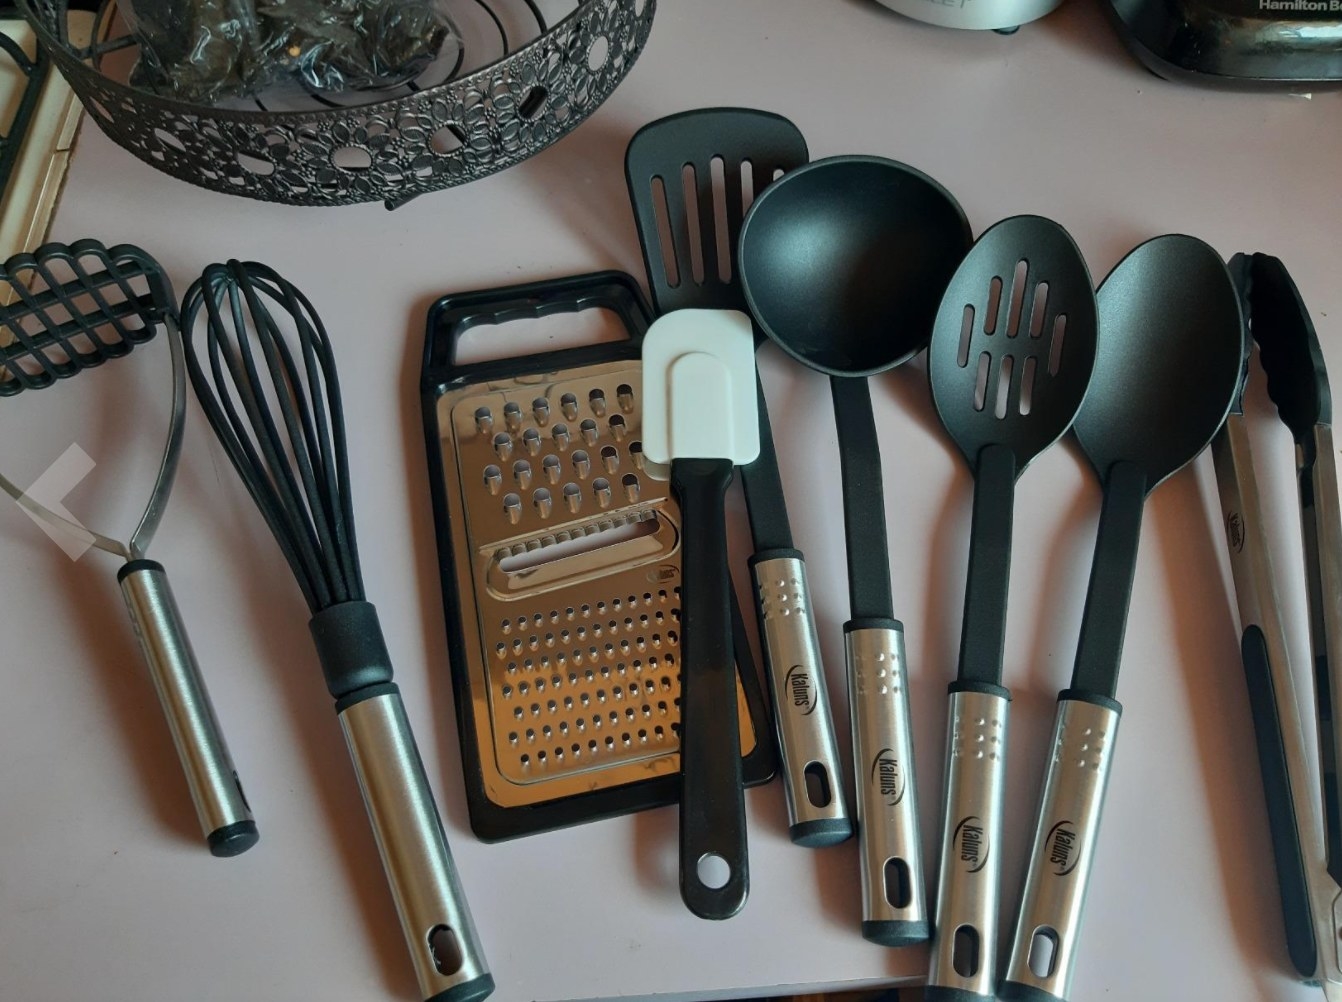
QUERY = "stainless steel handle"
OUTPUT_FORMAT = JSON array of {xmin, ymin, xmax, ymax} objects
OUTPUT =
[
  {"xmin": 846, "ymin": 622, "xmax": 927, "ymax": 945},
  {"xmin": 1002, "ymin": 696, "xmax": 1120, "ymax": 1001},
  {"xmin": 928, "ymin": 687, "xmax": 1009, "ymax": 999},
  {"xmin": 753, "ymin": 554, "xmax": 851, "ymax": 847},
  {"xmin": 118, "ymin": 560, "xmax": 256, "ymax": 856},
  {"xmin": 338, "ymin": 687, "xmax": 493, "ymax": 1002}
]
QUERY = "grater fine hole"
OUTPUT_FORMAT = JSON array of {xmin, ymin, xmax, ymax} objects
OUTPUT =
[
  {"xmin": 553, "ymin": 423, "xmax": 570, "ymax": 448},
  {"xmin": 580, "ymin": 418, "xmax": 599, "ymax": 444},
  {"xmin": 616, "ymin": 383, "xmax": 634, "ymax": 411},
  {"xmin": 474, "ymin": 406, "xmax": 493, "ymax": 432},
  {"xmin": 589, "ymin": 388, "xmax": 607, "ymax": 416},
  {"xmin": 560, "ymin": 392, "xmax": 579, "ymax": 419},
  {"xmin": 610, "ymin": 414, "xmax": 627, "ymax": 440},
  {"xmin": 522, "ymin": 428, "xmax": 541, "ymax": 454}
]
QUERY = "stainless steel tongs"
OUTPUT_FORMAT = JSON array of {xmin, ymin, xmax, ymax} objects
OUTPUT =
[{"xmin": 1213, "ymin": 252, "xmax": 1342, "ymax": 1001}]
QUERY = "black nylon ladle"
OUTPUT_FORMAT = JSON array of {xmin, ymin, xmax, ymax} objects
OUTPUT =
[
  {"xmin": 739, "ymin": 155, "xmax": 971, "ymax": 946},
  {"xmin": 738, "ymin": 154, "xmax": 971, "ymax": 640}
]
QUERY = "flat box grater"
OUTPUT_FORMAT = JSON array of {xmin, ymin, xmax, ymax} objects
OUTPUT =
[{"xmin": 420, "ymin": 270, "xmax": 775, "ymax": 841}]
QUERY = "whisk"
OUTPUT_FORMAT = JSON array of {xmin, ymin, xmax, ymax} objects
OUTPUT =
[{"xmin": 180, "ymin": 260, "xmax": 493, "ymax": 1002}]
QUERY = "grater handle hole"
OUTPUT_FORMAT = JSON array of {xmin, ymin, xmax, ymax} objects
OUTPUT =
[
  {"xmin": 427, "ymin": 924, "xmax": 464, "ymax": 977},
  {"xmin": 695, "ymin": 852, "xmax": 732, "ymax": 890}
]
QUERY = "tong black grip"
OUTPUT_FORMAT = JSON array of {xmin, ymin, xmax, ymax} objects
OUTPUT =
[{"xmin": 1241, "ymin": 623, "xmax": 1318, "ymax": 978}]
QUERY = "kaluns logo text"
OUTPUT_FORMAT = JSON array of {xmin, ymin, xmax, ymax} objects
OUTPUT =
[
  {"xmin": 1046, "ymin": 820, "xmax": 1080, "ymax": 876},
  {"xmin": 870, "ymin": 749, "xmax": 904, "ymax": 806},
  {"xmin": 954, "ymin": 816, "xmax": 989, "ymax": 872},
  {"xmin": 784, "ymin": 664, "xmax": 817, "ymax": 716}
]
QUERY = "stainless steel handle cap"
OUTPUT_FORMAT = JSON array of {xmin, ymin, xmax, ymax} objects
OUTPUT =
[
  {"xmin": 1002, "ymin": 696, "xmax": 1121, "ymax": 1002},
  {"xmin": 118, "ymin": 560, "xmax": 256, "ymax": 857},
  {"xmin": 754, "ymin": 554, "xmax": 851, "ymax": 847},
  {"xmin": 928, "ymin": 687, "xmax": 1009, "ymax": 1000},
  {"xmin": 846, "ymin": 622, "xmax": 928, "ymax": 946},
  {"xmin": 338, "ymin": 687, "xmax": 493, "ymax": 1002}
]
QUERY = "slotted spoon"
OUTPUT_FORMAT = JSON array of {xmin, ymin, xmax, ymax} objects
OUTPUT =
[{"xmin": 925, "ymin": 215, "xmax": 1097, "ymax": 1002}]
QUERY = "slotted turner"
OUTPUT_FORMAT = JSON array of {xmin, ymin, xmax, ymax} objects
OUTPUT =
[
  {"xmin": 625, "ymin": 107, "xmax": 850, "ymax": 847},
  {"xmin": 925, "ymin": 216, "xmax": 1097, "ymax": 1002},
  {"xmin": 643, "ymin": 307, "xmax": 761, "ymax": 919}
]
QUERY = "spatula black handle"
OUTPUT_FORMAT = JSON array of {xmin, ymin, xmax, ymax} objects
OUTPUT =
[{"xmin": 673, "ymin": 457, "xmax": 748, "ymax": 920}]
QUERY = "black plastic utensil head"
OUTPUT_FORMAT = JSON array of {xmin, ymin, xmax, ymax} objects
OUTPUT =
[
  {"xmin": 1246, "ymin": 251, "xmax": 1332, "ymax": 438},
  {"xmin": 0, "ymin": 239, "xmax": 171, "ymax": 396},
  {"xmin": 1075, "ymin": 234, "xmax": 1244, "ymax": 492},
  {"xmin": 738, "ymin": 155, "xmax": 972, "ymax": 378},
  {"xmin": 625, "ymin": 108, "xmax": 809, "ymax": 315},
  {"xmin": 928, "ymin": 215, "xmax": 1097, "ymax": 474}
]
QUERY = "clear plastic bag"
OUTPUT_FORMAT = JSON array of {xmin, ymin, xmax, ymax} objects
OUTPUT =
[{"xmin": 124, "ymin": 0, "xmax": 454, "ymax": 104}]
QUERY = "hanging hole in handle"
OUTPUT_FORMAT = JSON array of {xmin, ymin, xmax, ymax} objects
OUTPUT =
[
  {"xmin": 952, "ymin": 925, "xmax": 981, "ymax": 977},
  {"xmin": 696, "ymin": 852, "xmax": 732, "ymax": 890},
  {"xmin": 427, "ymin": 924, "xmax": 464, "ymax": 976},
  {"xmin": 882, "ymin": 857, "xmax": 911, "ymax": 909},
  {"xmin": 803, "ymin": 762, "xmax": 832, "ymax": 808},
  {"xmin": 1028, "ymin": 926, "xmax": 1060, "ymax": 978}
]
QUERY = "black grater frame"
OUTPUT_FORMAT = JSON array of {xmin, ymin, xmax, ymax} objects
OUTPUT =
[{"xmin": 420, "ymin": 269, "xmax": 776, "ymax": 841}]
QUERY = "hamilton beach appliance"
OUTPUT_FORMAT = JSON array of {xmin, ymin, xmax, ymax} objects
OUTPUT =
[{"xmin": 1105, "ymin": 0, "xmax": 1342, "ymax": 89}]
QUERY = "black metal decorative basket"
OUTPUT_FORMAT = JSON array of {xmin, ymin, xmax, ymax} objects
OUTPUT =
[{"xmin": 20, "ymin": 0, "xmax": 655, "ymax": 207}]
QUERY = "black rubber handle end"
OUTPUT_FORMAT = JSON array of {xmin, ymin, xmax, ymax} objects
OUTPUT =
[
  {"xmin": 207, "ymin": 819, "xmax": 259, "ymax": 858},
  {"xmin": 310, "ymin": 601, "xmax": 395, "ymax": 699},
  {"xmin": 998, "ymin": 979, "xmax": 1066, "ymax": 1002},
  {"xmin": 425, "ymin": 973, "xmax": 496, "ymax": 1002},
  {"xmin": 921, "ymin": 984, "xmax": 994, "ymax": 1002},
  {"xmin": 116, "ymin": 558, "xmax": 165, "ymax": 582},
  {"xmin": 860, "ymin": 918, "xmax": 929, "ymax": 948},
  {"xmin": 789, "ymin": 817, "xmax": 853, "ymax": 848}
]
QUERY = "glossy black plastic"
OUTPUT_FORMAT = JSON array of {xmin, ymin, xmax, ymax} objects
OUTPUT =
[{"xmin": 673, "ymin": 457, "xmax": 748, "ymax": 919}]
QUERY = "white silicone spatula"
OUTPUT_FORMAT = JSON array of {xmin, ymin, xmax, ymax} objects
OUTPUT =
[{"xmin": 643, "ymin": 308, "xmax": 761, "ymax": 920}]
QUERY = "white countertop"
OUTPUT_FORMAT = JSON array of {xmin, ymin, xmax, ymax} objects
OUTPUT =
[{"xmin": 3, "ymin": 1, "xmax": 1341, "ymax": 1000}]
